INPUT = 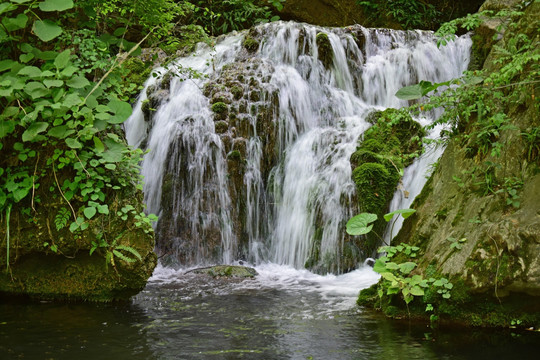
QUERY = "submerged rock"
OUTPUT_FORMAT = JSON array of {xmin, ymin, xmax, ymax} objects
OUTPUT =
[{"xmin": 188, "ymin": 265, "xmax": 258, "ymax": 278}]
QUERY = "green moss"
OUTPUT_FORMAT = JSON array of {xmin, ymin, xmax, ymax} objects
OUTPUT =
[
  {"xmin": 227, "ymin": 150, "xmax": 242, "ymax": 161},
  {"xmin": 211, "ymin": 102, "xmax": 228, "ymax": 114},
  {"xmin": 231, "ymin": 85, "xmax": 244, "ymax": 100},
  {"xmin": 316, "ymin": 32, "xmax": 333, "ymax": 69},
  {"xmin": 242, "ymin": 37, "xmax": 259, "ymax": 52},
  {"xmin": 357, "ymin": 284, "xmax": 378, "ymax": 306}
]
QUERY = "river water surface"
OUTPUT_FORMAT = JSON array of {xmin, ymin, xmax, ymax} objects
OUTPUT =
[{"xmin": 1, "ymin": 264, "xmax": 538, "ymax": 359}]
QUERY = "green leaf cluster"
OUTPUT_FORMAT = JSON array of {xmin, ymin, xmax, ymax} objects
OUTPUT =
[{"xmin": 1, "ymin": 0, "xmax": 165, "ymax": 269}]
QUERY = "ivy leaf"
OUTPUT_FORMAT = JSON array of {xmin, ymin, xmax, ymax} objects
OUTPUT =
[
  {"xmin": 346, "ymin": 212, "xmax": 377, "ymax": 235},
  {"xmin": 3, "ymin": 13, "xmax": 29, "ymax": 32},
  {"xmin": 107, "ymin": 100, "xmax": 133, "ymax": 124},
  {"xmin": 65, "ymin": 137, "xmax": 82, "ymax": 149},
  {"xmin": 398, "ymin": 262, "xmax": 416, "ymax": 275},
  {"xmin": 22, "ymin": 122, "xmax": 49, "ymax": 142},
  {"xmin": 38, "ymin": 0, "xmax": 74, "ymax": 12},
  {"xmin": 33, "ymin": 20, "xmax": 63, "ymax": 42},
  {"xmin": 83, "ymin": 206, "xmax": 97, "ymax": 219},
  {"xmin": 19, "ymin": 53, "xmax": 34, "ymax": 63}
]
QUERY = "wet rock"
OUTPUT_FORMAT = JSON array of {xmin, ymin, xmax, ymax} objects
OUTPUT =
[{"xmin": 188, "ymin": 265, "xmax": 258, "ymax": 278}]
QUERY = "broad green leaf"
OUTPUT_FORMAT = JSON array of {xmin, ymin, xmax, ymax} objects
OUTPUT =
[
  {"xmin": 395, "ymin": 84, "xmax": 424, "ymax": 100},
  {"xmin": 65, "ymin": 137, "xmax": 82, "ymax": 149},
  {"xmin": 3, "ymin": 13, "xmax": 28, "ymax": 31},
  {"xmin": 97, "ymin": 204, "xmax": 109, "ymax": 214},
  {"xmin": 372, "ymin": 258, "xmax": 387, "ymax": 274},
  {"xmin": 22, "ymin": 122, "xmax": 48, "ymax": 141},
  {"xmin": 54, "ymin": 49, "xmax": 71, "ymax": 69},
  {"xmin": 93, "ymin": 136, "xmax": 105, "ymax": 153},
  {"xmin": 0, "ymin": 121, "xmax": 16, "ymax": 138},
  {"xmin": 62, "ymin": 93, "xmax": 82, "ymax": 107},
  {"xmin": 18, "ymin": 66, "xmax": 42, "ymax": 78},
  {"xmin": 19, "ymin": 53, "xmax": 34, "ymax": 63},
  {"xmin": 380, "ymin": 272, "xmax": 397, "ymax": 282},
  {"xmin": 24, "ymin": 81, "xmax": 48, "ymax": 99},
  {"xmin": 0, "ymin": 189, "xmax": 6, "ymax": 207},
  {"xmin": 107, "ymin": 100, "xmax": 133, "ymax": 124},
  {"xmin": 346, "ymin": 212, "xmax": 378, "ymax": 235},
  {"xmin": 0, "ymin": 60, "xmax": 15, "ymax": 72},
  {"xmin": 398, "ymin": 262, "xmax": 416, "ymax": 275},
  {"xmin": 83, "ymin": 206, "xmax": 96, "ymax": 219},
  {"xmin": 44, "ymin": 79, "xmax": 63, "ymax": 88},
  {"xmin": 113, "ymin": 27, "xmax": 126, "ymax": 36},
  {"xmin": 48, "ymin": 125, "xmax": 74, "ymax": 138},
  {"xmin": 33, "ymin": 20, "xmax": 63, "ymax": 42},
  {"xmin": 66, "ymin": 75, "xmax": 90, "ymax": 89},
  {"xmin": 464, "ymin": 76, "xmax": 484, "ymax": 85},
  {"xmin": 0, "ymin": 3, "xmax": 16, "ymax": 16},
  {"xmin": 385, "ymin": 262, "xmax": 399, "ymax": 270},
  {"xmin": 38, "ymin": 0, "xmax": 74, "ymax": 12},
  {"xmin": 383, "ymin": 208, "xmax": 416, "ymax": 222}
]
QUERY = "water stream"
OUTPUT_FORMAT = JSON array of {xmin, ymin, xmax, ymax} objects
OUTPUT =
[
  {"xmin": 1, "ymin": 264, "xmax": 538, "ymax": 359},
  {"xmin": 4, "ymin": 22, "xmax": 537, "ymax": 360},
  {"xmin": 124, "ymin": 22, "xmax": 472, "ymax": 270}
]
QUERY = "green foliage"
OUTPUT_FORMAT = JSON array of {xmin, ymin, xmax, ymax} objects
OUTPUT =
[
  {"xmin": 357, "ymin": 0, "xmax": 440, "ymax": 29},
  {"xmin": 346, "ymin": 213, "xmax": 377, "ymax": 235},
  {"xmin": 373, "ymin": 243, "xmax": 453, "ymax": 314},
  {"xmin": 90, "ymin": 234, "xmax": 142, "ymax": 269},
  {"xmin": 447, "ymin": 237, "xmax": 467, "ymax": 251},
  {"xmin": 0, "ymin": 0, "xmax": 160, "ymax": 268},
  {"xmin": 185, "ymin": 0, "xmax": 284, "ymax": 36}
]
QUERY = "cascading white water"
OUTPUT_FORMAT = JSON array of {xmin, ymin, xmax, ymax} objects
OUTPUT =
[{"xmin": 124, "ymin": 21, "xmax": 471, "ymax": 270}]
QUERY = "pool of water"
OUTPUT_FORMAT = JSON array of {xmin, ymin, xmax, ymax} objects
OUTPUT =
[{"xmin": 1, "ymin": 264, "xmax": 538, "ymax": 359}]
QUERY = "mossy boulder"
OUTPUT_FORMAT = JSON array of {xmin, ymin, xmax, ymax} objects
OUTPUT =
[
  {"xmin": 189, "ymin": 265, "xmax": 258, "ymax": 278},
  {"xmin": 349, "ymin": 108, "xmax": 425, "ymax": 256},
  {"xmin": 242, "ymin": 37, "xmax": 260, "ymax": 52},
  {"xmin": 0, "ymin": 164, "xmax": 157, "ymax": 302},
  {"xmin": 316, "ymin": 32, "xmax": 333, "ymax": 69}
]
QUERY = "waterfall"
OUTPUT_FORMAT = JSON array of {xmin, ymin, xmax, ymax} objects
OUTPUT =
[{"xmin": 124, "ymin": 22, "xmax": 471, "ymax": 271}]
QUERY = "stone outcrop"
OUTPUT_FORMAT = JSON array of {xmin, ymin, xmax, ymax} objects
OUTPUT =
[{"xmin": 0, "ymin": 168, "xmax": 157, "ymax": 302}]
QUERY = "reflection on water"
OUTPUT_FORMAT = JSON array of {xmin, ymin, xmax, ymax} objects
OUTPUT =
[{"xmin": 1, "ymin": 264, "xmax": 538, "ymax": 359}]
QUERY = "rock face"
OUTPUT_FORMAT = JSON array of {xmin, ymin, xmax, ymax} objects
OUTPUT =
[
  {"xmin": 385, "ymin": 1, "xmax": 540, "ymax": 325},
  {"xmin": 0, "ymin": 171, "xmax": 157, "ymax": 301},
  {"xmin": 277, "ymin": 0, "xmax": 485, "ymax": 29}
]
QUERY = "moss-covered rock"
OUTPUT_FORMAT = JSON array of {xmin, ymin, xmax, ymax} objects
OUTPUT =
[
  {"xmin": 242, "ymin": 36, "xmax": 260, "ymax": 52},
  {"xmin": 316, "ymin": 32, "xmax": 333, "ymax": 69},
  {"xmin": 349, "ymin": 108, "xmax": 425, "ymax": 256},
  {"xmin": 0, "ymin": 166, "xmax": 157, "ymax": 302},
  {"xmin": 189, "ymin": 265, "xmax": 258, "ymax": 278}
]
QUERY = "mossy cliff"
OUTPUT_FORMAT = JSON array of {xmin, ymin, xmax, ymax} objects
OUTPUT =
[
  {"xmin": 0, "ymin": 160, "xmax": 157, "ymax": 302},
  {"xmin": 358, "ymin": 0, "xmax": 540, "ymax": 328},
  {"xmin": 349, "ymin": 109, "xmax": 425, "ymax": 256}
]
